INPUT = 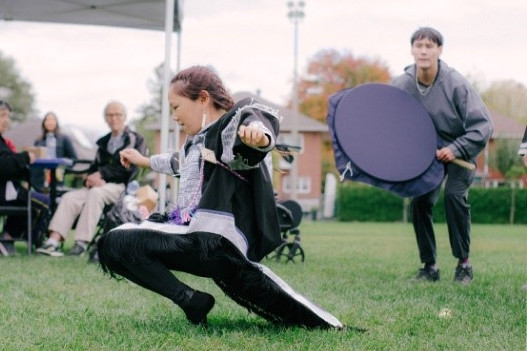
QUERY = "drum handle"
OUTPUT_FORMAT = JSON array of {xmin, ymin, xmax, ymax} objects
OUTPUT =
[{"xmin": 451, "ymin": 158, "xmax": 476, "ymax": 170}]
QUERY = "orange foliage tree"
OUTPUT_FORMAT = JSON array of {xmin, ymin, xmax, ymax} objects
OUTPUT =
[{"xmin": 295, "ymin": 49, "xmax": 392, "ymax": 177}]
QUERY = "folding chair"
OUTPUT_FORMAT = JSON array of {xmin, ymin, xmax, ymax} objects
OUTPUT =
[{"xmin": 0, "ymin": 188, "xmax": 33, "ymax": 256}]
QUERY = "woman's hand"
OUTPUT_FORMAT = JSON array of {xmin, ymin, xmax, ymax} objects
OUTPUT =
[
  {"xmin": 27, "ymin": 151, "xmax": 36, "ymax": 164},
  {"xmin": 238, "ymin": 125, "xmax": 270, "ymax": 148},
  {"xmin": 120, "ymin": 148, "xmax": 150, "ymax": 169}
]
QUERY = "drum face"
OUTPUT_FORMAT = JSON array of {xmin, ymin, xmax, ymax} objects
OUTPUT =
[{"xmin": 334, "ymin": 84, "xmax": 437, "ymax": 182}]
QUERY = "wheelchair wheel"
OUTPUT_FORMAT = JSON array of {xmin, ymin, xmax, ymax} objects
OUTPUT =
[
  {"xmin": 275, "ymin": 242, "xmax": 305, "ymax": 263},
  {"xmin": 265, "ymin": 245, "xmax": 282, "ymax": 261}
]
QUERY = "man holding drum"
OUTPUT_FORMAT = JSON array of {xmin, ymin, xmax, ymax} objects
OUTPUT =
[{"xmin": 392, "ymin": 27, "xmax": 493, "ymax": 284}]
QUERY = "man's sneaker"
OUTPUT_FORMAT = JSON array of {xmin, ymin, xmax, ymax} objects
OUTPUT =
[
  {"xmin": 415, "ymin": 266, "xmax": 440, "ymax": 282},
  {"xmin": 88, "ymin": 248, "xmax": 99, "ymax": 263},
  {"xmin": 454, "ymin": 264, "xmax": 473, "ymax": 284},
  {"xmin": 67, "ymin": 243, "xmax": 86, "ymax": 256},
  {"xmin": 36, "ymin": 243, "xmax": 64, "ymax": 257}
]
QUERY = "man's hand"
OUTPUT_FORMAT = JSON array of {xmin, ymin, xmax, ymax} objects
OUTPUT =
[
  {"xmin": 436, "ymin": 147, "xmax": 455, "ymax": 163},
  {"xmin": 238, "ymin": 125, "xmax": 270, "ymax": 148},
  {"xmin": 85, "ymin": 171, "xmax": 106, "ymax": 188}
]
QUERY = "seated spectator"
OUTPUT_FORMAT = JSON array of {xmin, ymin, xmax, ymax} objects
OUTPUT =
[
  {"xmin": 36, "ymin": 100, "xmax": 146, "ymax": 257},
  {"xmin": 31, "ymin": 111, "xmax": 78, "ymax": 191},
  {"xmin": 0, "ymin": 101, "xmax": 50, "ymax": 247}
]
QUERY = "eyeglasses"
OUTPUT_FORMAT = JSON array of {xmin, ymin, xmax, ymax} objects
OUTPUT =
[
  {"xmin": 105, "ymin": 113, "xmax": 124, "ymax": 118},
  {"xmin": 0, "ymin": 100, "xmax": 12, "ymax": 112}
]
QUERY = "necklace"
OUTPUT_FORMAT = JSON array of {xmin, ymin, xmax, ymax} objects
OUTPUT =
[{"xmin": 415, "ymin": 75, "xmax": 432, "ymax": 96}]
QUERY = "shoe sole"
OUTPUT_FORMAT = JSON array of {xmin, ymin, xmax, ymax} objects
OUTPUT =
[
  {"xmin": 36, "ymin": 249, "xmax": 64, "ymax": 257},
  {"xmin": 67, "ymin": 252, "xmax": 85, "ymax": 257}
]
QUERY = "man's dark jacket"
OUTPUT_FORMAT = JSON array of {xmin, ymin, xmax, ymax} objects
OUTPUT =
[{"xmin": 87, "ymin": 126, "xmax": 146, "ymax": 185}]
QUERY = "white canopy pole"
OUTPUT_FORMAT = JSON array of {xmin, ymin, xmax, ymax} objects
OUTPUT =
[
  {"xmin": 170, "ymin": 28, "xmax": 182, "ymax": 204},
  {"xmin": 158, "ymin": 0, "xmax": 175, "ymax": 212}
]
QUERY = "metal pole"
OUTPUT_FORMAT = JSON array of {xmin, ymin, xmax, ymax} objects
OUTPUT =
[
  {"xmin": 170, "ymin": 25, "xmax": 183, "ymax": 204},
  {"xmin": 287, "ymin": 1, "xmax": 304, "ymax": 201},
  {"xmin": 159, "ymin": 0, "xmax": 175, "ymax": 212}
]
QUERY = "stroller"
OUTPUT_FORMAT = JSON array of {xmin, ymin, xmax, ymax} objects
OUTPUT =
[{"xmin": 265, "ymin": 142, "xmax": 306, "ymax": 263}]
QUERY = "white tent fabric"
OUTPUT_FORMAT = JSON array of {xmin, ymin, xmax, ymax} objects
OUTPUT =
[
  {"xmin": 0, "ymin": 0, "xmax": 181, "ymax": 31},
  {"xmin": 0, "ymin": 0, "xmax": 182, "ymax": 210}
]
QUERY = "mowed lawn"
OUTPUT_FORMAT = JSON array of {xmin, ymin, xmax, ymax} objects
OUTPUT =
[{"xmin": 1, "ymin": 221, "xmax": 525, "ymax": 351}]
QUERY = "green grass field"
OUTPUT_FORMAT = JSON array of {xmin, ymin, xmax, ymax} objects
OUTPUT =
[{"xmin": 1, "ymin": 222, "xmax": 525, "ymax": 351}]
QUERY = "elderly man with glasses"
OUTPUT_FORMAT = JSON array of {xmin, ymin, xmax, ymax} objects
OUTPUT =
[{"xmin": 37, "ymin": 100, "xmax": 146, "ymax": 257}]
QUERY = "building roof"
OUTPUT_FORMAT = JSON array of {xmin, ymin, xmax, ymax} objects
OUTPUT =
[
  {"xmin": 489, "ymin": 111, "xmax": 525, "ymax": 139},
  {"xmin": 145, "ymin": 91, "xmax": 329, "ymax": 133},
  {"xmin": 4, "ymin": 117, "xmax": 96, "ymax": 160},
  {"xmin": 232, "ymin": 91, "xmax": 328, "ymax": 133}
]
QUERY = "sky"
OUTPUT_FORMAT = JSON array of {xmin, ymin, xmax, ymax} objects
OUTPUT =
[{"xmin": 1, "ymin": 0, "xmax": 526, "ymax": 135}]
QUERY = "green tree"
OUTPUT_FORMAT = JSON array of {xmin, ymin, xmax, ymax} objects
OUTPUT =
[
  {"xmin": 491, "ymin": 139, "xmax": 527, "ymax": 224},
  {"xmin": 491, "ymin": 138, "xmax": 524, "ymax": 177},
  {"xmin": 132, "ymin": 64, "xmax": 172, "ymax": 156},
  {"xmin": 0, "ymin": 51, "xmax": 36, "ymax": 123}
]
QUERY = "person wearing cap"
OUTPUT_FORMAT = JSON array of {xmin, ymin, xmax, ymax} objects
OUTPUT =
[
  {"xmin": 392, "ymin": 27, "xmax": 493, "ymax": 284},
  {"xmin": 36, "ymin": 100, "xmax": 146, "ymax": 257},
  {"xmin": 0, "ymin": 100, "xmax": 50, "ymax": 248}
]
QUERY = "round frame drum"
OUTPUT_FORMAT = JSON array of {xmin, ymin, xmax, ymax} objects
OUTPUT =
[{"xmin": 334, "ymin": 83, "xmax": 437, "ymax": 182}]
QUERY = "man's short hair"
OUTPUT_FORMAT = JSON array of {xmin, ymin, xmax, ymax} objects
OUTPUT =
[
  {"xmin": 0, "ymin": 100, "xmax": 12, "ymax": 112},
  {"xmin": 411, "ymin": 27, "xmax": 444, "ymax": 47}
]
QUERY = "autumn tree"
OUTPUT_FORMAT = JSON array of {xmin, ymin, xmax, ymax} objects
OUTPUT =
[
  {"xmin": 0, "ymin": 51, "xmax": 36, "ymax": 123},
  {"xmin": 295, "ymin": 49, "xmax": 392, "ymax": 176}
]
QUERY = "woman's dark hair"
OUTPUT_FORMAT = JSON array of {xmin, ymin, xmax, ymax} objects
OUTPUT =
[
  {"xmin": 41, "ymin": 111, "xmax": 61, "ymax": 138},
  {"xmin": 170, "ymin": 66, "xmax": 235, "ymax": 111},
  {"xmin": 411, "ymin": 27, "xmax": 444, "ymax": 47},
  {"xmin": 0, "ymin": 100, "xmax": 12, "ymax": 112}
]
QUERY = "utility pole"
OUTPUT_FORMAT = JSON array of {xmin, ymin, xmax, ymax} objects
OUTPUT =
[{"xmin": 287, "ymin": 0, "xmax": 305, "ymax": 200}]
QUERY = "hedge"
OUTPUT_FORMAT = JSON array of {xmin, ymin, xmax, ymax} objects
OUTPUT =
[{"xmin": 337, "ymin": 183, "xmax": 527, "ymax": 224}]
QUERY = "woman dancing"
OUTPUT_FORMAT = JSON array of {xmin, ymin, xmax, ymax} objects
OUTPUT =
[{"xmin": 97, "ymin": 66, "xmax": 342, "ymax": 329}]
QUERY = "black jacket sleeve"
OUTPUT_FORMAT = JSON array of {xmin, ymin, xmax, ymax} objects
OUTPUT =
[
  {"xmin": 0, "ymin": 137, "xmax": 30, "ymax": 180},
  {"xmin": 94, "ymin": 130, "xmax": 147, "ymax": 184}
]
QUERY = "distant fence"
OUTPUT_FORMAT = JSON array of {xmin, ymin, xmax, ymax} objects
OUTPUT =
[{"xmin": 337, "ymin": 184, "xmax": 527, "ymax": 224}]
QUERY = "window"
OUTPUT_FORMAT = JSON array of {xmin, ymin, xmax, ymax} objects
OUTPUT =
[
  {"xmin": 282, "ymin": 175, "xmax": 311, "ymax": 194},
  {"xmin": 276, "ymin": 133, "xmax": 304, "ymax": 154}
]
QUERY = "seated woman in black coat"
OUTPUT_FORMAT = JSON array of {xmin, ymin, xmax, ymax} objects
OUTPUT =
[{"xmin": 0, "ymin": 101, "xmax": 50, "ymax": 247}]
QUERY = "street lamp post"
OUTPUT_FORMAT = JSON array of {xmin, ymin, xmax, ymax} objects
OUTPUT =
[{"xmin": 287, "ymin": 0, "xmax": 305, "ymax": 200}]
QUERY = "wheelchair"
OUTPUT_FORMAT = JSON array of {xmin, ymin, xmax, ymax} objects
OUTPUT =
[{"xmin": 266, "ymin": 199, "xmax": 305, "ymax": 263}]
